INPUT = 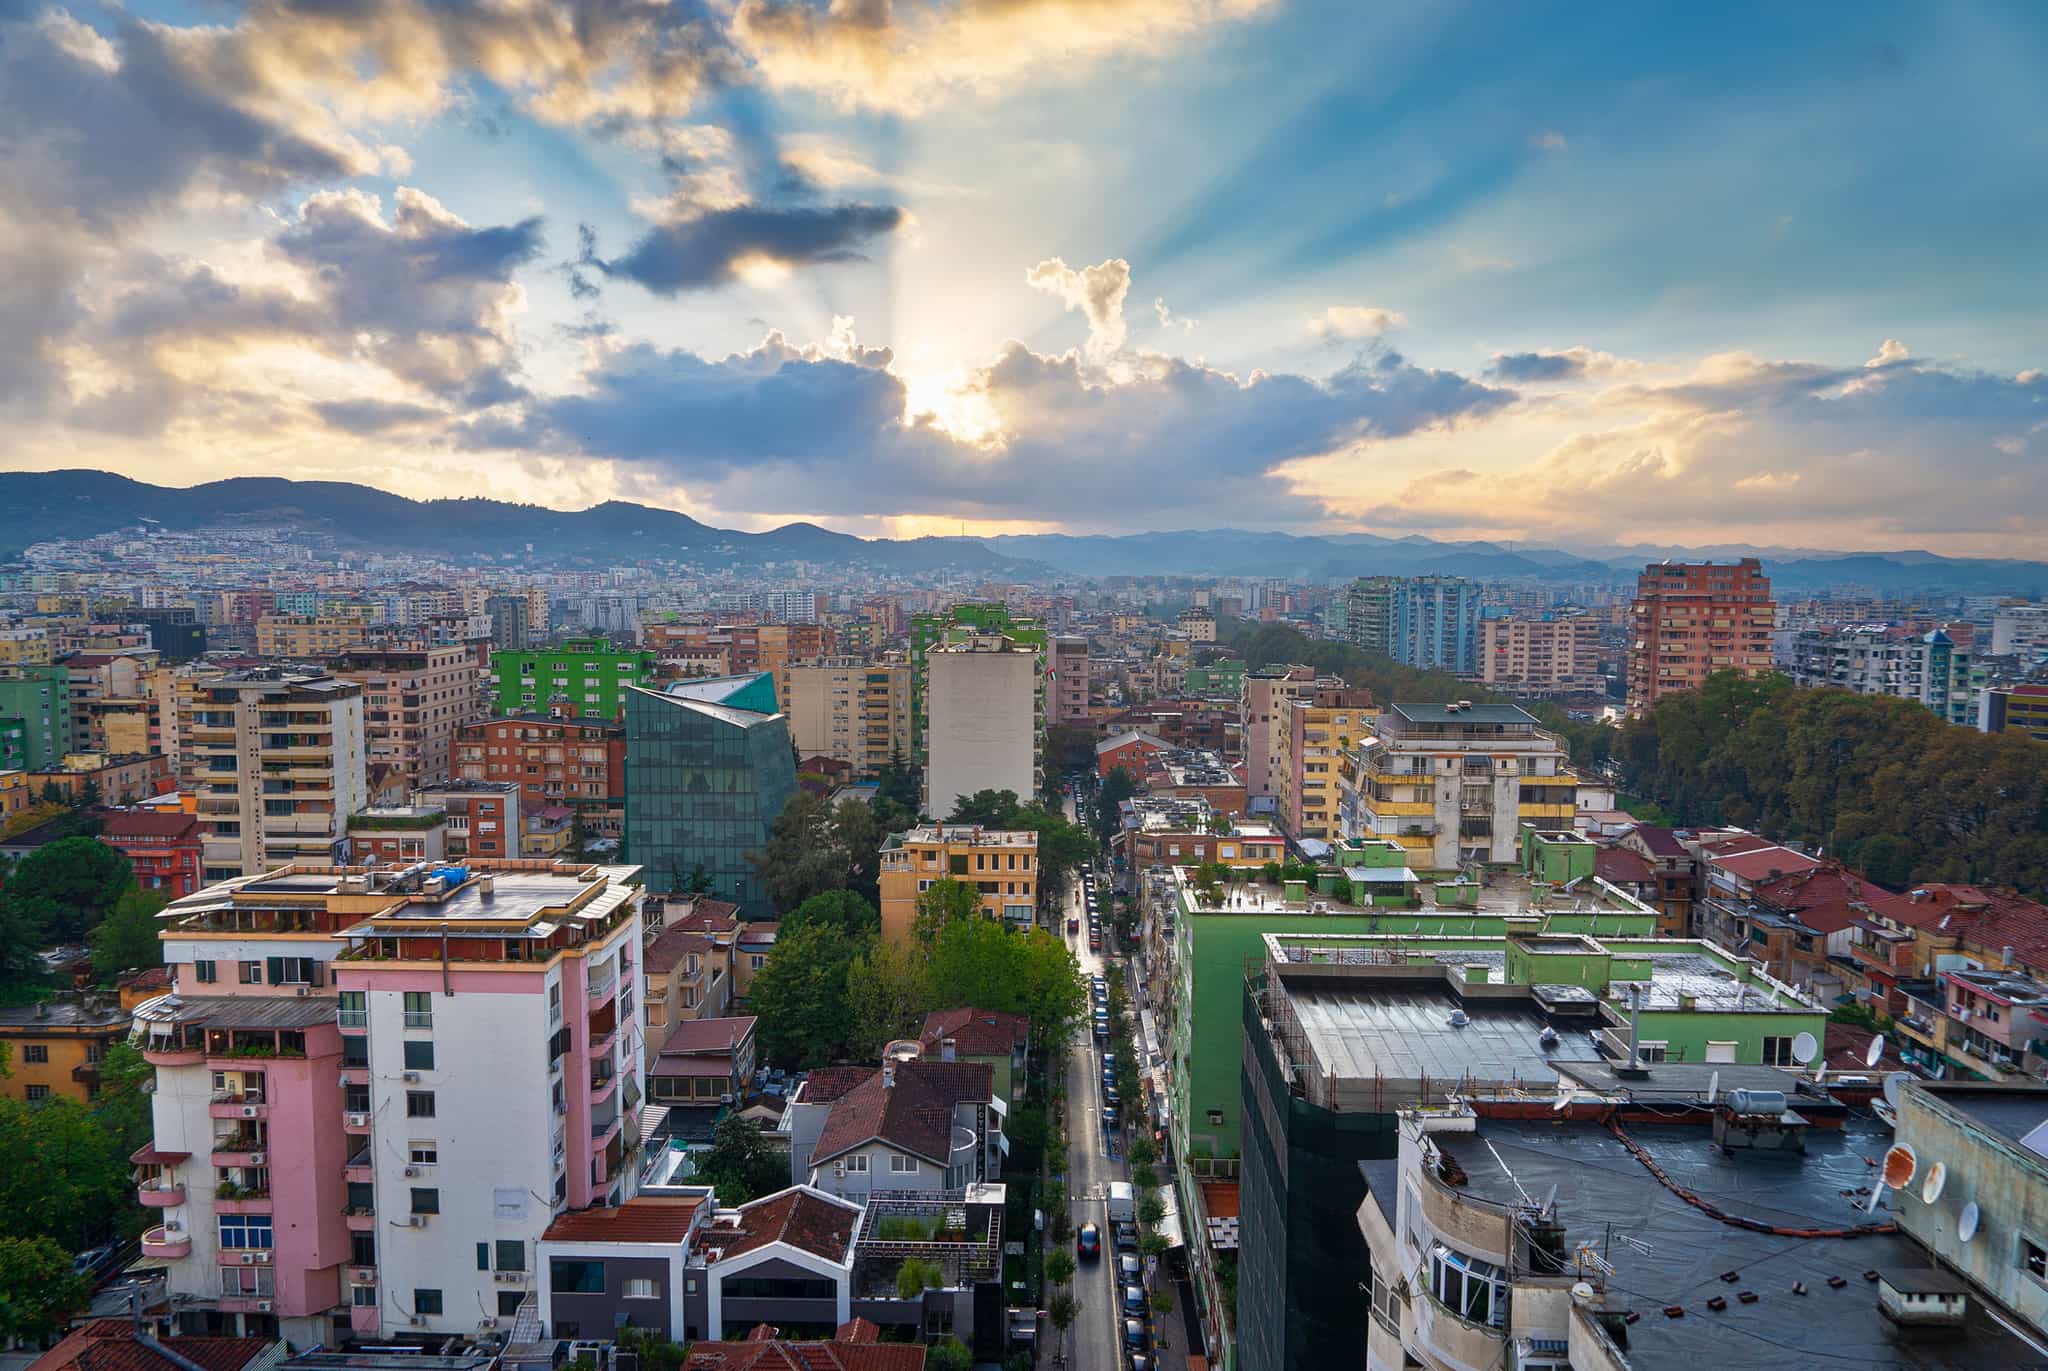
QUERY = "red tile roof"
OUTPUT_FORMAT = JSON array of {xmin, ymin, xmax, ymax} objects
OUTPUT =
[
  {"xmin": 919, "ymin": 1006, "xmax": 1029, "ymax": 1058},
  {"xmin": 799, "ymin": 1066, "xmax": 874, "ymax": 1105},
  {"xmin": 1900, "ymin": 884, "xmax": 2048, "ymax": 969},
  {"xmin": 700, "ymin": 1186, "xmax": 859, "ymax": 1264},
  {"xmin": 103, "ymin": 811, "xmax": 201, "ymax": 842},
  {"xmin": 1709, "ymin": 845, "xmax": 1823, "ymax": 884},
  {"xmin": 1595, "ymin": 848, "xmax": 1654, "ymax": 885},
  {"xmin": 675, "ymin": 899, "xmax": 741, "ymax": 934},
  {"xmin": 646, "ymin": 924, "xmax": 716, "ymax": 973},
  {"xmin": 1624, "ymin": 824, "xmax": 1688, "ymax": 858},
  {"xmin": 683, "ymin": 1338, "xmax": 924, "ymax": 1370},
  {"xmin": 809, "ymin": 1060, "xmax": 993, "ymax": 1167},
  {"xmin": 659, "ymin": 1016, "xmax": 757, "ymax": 1058},
  {"xmin": 31, "ymin": 1322, "xmax": 275, "ymax": 1371},
  {"xmin": 542, "ymin": 1196, "xmax": 705, "ymax": 1244},
  {"xmin": 1750, "ymin": 863, "xmax": 1912, "ymax": 935}
]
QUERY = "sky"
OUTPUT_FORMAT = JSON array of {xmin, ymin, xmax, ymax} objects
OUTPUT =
[{"xmin": 2, "ymin": 0, "xmax": 2045, "ymax": 555}]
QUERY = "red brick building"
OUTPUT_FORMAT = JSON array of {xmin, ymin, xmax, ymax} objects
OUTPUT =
[
  {"xmin": 454, "ymin": 715, "xmax": 624, "ymax": 809},
  {"xmin": 1096, "ymin": 729, "xmax": 1167, "ymax": 779},
  {"xmin": 102, "ymin": 809, "xmax": 204, "ymax": 897},
  {"xmin": 415, "ymin": 779, "xmax": 523, "ymax": 859},
  {"xmin": 1626, "ymin": 558, "xmax": 1776, "ymax": 715}
]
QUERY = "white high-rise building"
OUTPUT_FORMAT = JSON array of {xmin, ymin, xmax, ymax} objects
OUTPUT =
[
  {"xmin": 191, "ymin": 668, "xmax": 367, "ymax": 882},
  {"xmin": 924, "ymin": 635, "xmax": 1039, "ymax": 818}
]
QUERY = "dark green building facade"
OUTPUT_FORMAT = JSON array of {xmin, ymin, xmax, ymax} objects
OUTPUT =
[
  {"xmin": 623, "ymin": 676, "xmax": 796, "ymax": 918},
  {"xmin": 0, "ymin": 666, "xmax": 74, "ymax": 771}
]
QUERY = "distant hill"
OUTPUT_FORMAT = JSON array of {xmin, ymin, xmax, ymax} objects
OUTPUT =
[{"xmin": 0, "ymin": 471, "xmax": 1018, "ymax": 573}]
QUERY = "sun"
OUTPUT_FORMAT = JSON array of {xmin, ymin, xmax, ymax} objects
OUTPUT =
[
  {"xmin": 898, "ymin": 364, "xmax": 1005, "ymax": 448},
  {"xmin": 730, "ymin": 254, "xmax": 793, "ymax": 288}
]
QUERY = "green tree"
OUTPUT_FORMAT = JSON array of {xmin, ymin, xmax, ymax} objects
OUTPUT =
[
  {"xmin": 948, "ymin": 789, "xmax": 1023, "ymax": 827},
  {"xmin": 746, "ymin": 923, "xmax": 863, "ymax": 1067},
  {"xmin": 1128, "ymin": 1135, "xmax": 1158, "ymax": 1170},
  {"xmin": 912, "ymin": 878, "xmax": 985, "ymax": 945},
  {"xmin": 1047, "ymin": 1290, "xmax": 1078, "ymax": 1350},
  {"xmin": 925, "ymin": 1338, "xmax": 972, "ymax": 1371},
  {"xmin": 1015, "ymin": 805, "xmax": 1098, "ymax": 912},
  {"xmin": 784, "ymin": 889, "xmax": 880, "ymax": 941},
  {"xmin": 1151, "ymin": 1288, "xmax": 1175, "ymax": 1315},
  {"xmin": 1139, "ymin": 1230, "xmax": 1169, "ymax": 1260},
  {"xmin": 0, "ymin": 1235, "xmax": 92, "ymax": 1344},
  {"xmin": 832, "ymin": 798, "xmax": 889, "ymax": 908},
  {"xmin": 1092, "ymin": 767, "xmax": 1138, "ymax": 845},
  {"xmin": 96, "ymin": 1041, "xmax": 156, "ymax": 1157},
  {"xmin": 681, "ymin": 863, "xmax": 715, "ymax": 895},
  {"xmin": 875, "ymin": 748, "xmax": 921, "ymax": 815},
  {"xmin": 1138, "ymin": 1192, "xmax": 1164, "ymax": 1225},
  {"xmin": 695, "ymin": 1116, "xmax": 787, "ymax": 1205},
  {"xmin": 1044, "ymin": 1247, "xmax": 1076, "ymax": 1288},
  {"xmin": 89, "ymin": 885, "xmax": 169, "ymax": 984},
  {"xmin": 924, "ymin": 918, "xmax": 1088, "ymax": 1049},
  {"xmin": 895, "ymin": 1257, "xmax": 946, "ymax": 1299},
  {"xmin": 0, "ymin": 1096, "xmax": 132, "ymax": 1248},
  {"xmin": 2, "ymin": 836, "xmax": 133, "ymax": 942},
  {"xmin": 749, "ymin": 791, "xmax": 851, "ymax": 913},
  {"xmin": 845, "ymin": 939, "xmax": 931, "ymax": 1060}
]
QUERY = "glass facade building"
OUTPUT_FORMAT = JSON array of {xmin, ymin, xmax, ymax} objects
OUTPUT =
[{"xmin": 624, "ymin": 678, "xmax": 796, "ymax": 917}]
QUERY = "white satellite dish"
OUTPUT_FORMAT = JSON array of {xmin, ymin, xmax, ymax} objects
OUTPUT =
[
  {"xmin": 1883, "ymin": 1071, "xmax": 1912, "ymax": 1109},
  {"xmin": 1553, "ymin": 1082, "xmax": 1575, "ymax": 1113},
  {"xmin": 1706, "ymin": 1071, "xmax": 1720, "ymax": 1105},
  {"xmin": 1921, "ymin": 1162, "xmax": 1948, "ymax": 1205},
  {"xmin": 1571, "ymin": 1282, "xmax": 1596, "ymax": 1302},
  {"xmin": 1792, "ymin": 1031, "xmax": 1819, "ymax": 1065},
  {"xmin": 1959, "ymin": 1201, "xmax": 1981, "ymax": 1244},
  {"xmin": 1865, "ymin": 1035, "xmax": 1887, "ymax": 1068}
]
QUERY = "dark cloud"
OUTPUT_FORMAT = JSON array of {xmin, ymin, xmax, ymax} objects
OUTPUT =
[
  {"xmin": 1488, "ymin": 350, "xmax": 1587, "ymax": 382},
  {"xmin": 313, "ymin": 398, "xmax": 444, "ymax": 433},
  {"xmin": 591, "ymin": 203, "xmax": 903, "ymax": 294}
]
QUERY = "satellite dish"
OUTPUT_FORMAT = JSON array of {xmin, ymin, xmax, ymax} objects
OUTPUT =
[
  {"xmin": 1792, "ymin": 1031, "xmax": 1819, "ymax": 1065},
  {"xmin": 1707, "ymin": 1071, "xmax": 1720, "ymax": 1105},
  {"xmin": 1571, "ymin": 1282, "xmax": 1596, "ymax": 1302},
  {"xmin": 1922, "ymin": 1162, "xmax": 1948, "ymax": 1205},
  {"xmin": 1883, "ymin": 1071, "xmax": 1912, "ymax": 1109},
  {"xmin": 1865, "ymin": 1036, "xmax": 1886, "ymax": 1068},
  {"xmin": 1553, "ymin": 1083, "xmax": 1575, "ymax": 1113},
  {"xmin": 1883, "ymin": 1143, "xmax": 1918, "ymax": 1188},
  {"xmin": 1959, "ymin": 1201, "xmax": 1981, "ymax": 1244}
]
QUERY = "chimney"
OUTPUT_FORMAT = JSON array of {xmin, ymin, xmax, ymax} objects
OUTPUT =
[
  {"xmin": 2003, "ymin": 945, "xmax": 2015, "ymax": 969},
  {"xmin": 479, "ymin": 874, "xmax": 495, "ymax": 900},
  {"xmin": 882, "ymin": 1061, "xmax": 895, "ymax": 1089},
  {"xmin": 940, "ymin": 1037, "xmax": 957, "ymax": 1063}
]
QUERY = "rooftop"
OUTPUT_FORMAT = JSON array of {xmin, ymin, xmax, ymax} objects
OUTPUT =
[
  {"xmin": 30, "ymin": 1321, "xmax": 278, "ymax": 1371},
  {"xmin": 1280, "ymin": 981, "xmax": 1603, "ymax": 1088},
  {"xmin": 809, "ymin": 1059, "xmax": 994, "ymax": 1166},
  {"xmin": 542, "ymin": 1195, "xmax": 705, "ymax": 1245},
  {"xmin": 1915, "ymin": 1082, "xmax": 2048, "ymax": 1155},
  {"xmin": 0, "ymin": 993, "xmax": 130, "ymax": 1031},
  {"xmin": 1428, "ymin": 1115, "xmax": 2038, "ymax": 1369},
  {"xmin": 890, "ymin": 824, "xmax": 1037, "ymax": 848},
  {"xmin": 1387, "ymin": 701, "xmax": 1538, "ymax": 726},
  {"xmin": 919, "ymin": 1006, "xmax": 1029, "ymax": 1058},
  {"xmin": 696, "ymin": 1185, "xmax": 861, "ymax": 1266}
]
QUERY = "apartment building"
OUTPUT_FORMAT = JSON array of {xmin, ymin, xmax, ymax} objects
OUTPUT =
[
  {"xmin": 492, "ymin": 638, "xmax": 657, "ymax": 719},
  {"xmin": 1048, "ymin": 635, "xmax": 1092, "ymax": 724},
  {"xmin": 1339, "ymin": 702, "xmax": 1577, "ymax": 867},
  {"xmin": 0, "ymin": 991, "xmax": 129, "ymax": 1104},
  {"xmin": 908, "ymin": 604, "xmax": 1046, "ymax": 759},
  {"xmin": 923, "ymin": 636, "xmax": 1039, "ymax": 820},
  {"xmin": 1989, "ymin": 604, "xmax": 2048, "ymax": 658},
  {"xmin": 190, "ymin": 669, "xmax": 367, "ymax": 882},
  {"xmin": 104, "ymin": 808, "xmax": 206, "ymax": 897},
  {"xmin": 1477, "ymin": 613, "xmax": 1602, "ymax": 696},
  {"xmin": 454, "ymin": 716, "xmax": 624, "ymax": 809},
  {"xmin": 329, "ymin": 645, "xmax": 482, "ymax": 788},
  {"xmin": 1343, "ymin": 578, "xmax": 1395, "ymax": 655},
  {"xmin": 1780, "ymin": 625, "xmax": 1974, "ymax": 725},
  {"xmin": 1237, "ymin": 664, "xmax": 1319, "ymax": 802},
  {"xmin": 28, "ymin": 749, "xmax": 171, "ymax": 804},
  {"xmin": 1389, "ymin": 576, "xmax": 1482, "ymax": 673},
  {"xmin": 413, "ymin": 780, "xmax": 522, "ymax": 860},
  {"xmin": 64, "ymin": 650, "xmax": 160, "ymax": 754},
  {"xmin": 643, "ymin": 900, "xmax": 742, "ymax": 1033},
  {"xmin": 1626, "ymin": 559, "xmax": 1776, "ymax": 715},
  {"xmin": 878, "ymin": 825, "xmax": 1038, "ymax": 943},
  {"xmin": 255, "ymin": 617, "xmax": 374, "ymax": 658},
  {"xmin": 1980, "ymin": 683, "xmax": 2048, "ymax": 741},
  {"xmin": 1275, "ymin": 685, "xmax": 1375, "ymax": 842},
  {"xmin": 129, "ymin": 859, "xmax": 646, "ymax": 1345},
  {"xmin": 0, "ymin": 625, "xmax": 55, "ymax": 665},
  {"xmin": 0, "ymin": 664, "xmax": 75, "ymax": 770},
  {"xmin": 641, "ymin": 624, "xmax": 836, "ymax": 710},
  {"xmin": 786, "ymin": 659, "xmax": 911, "ymax": 776}
]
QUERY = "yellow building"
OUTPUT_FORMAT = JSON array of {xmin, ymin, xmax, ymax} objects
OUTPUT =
[
  {"xmin": 1276, "ymin": 687, "xmax": 1377, "ymax": 842},
  {"xmin": 0, "ymin": 993, "xmax": 131, "ymax": 1104},
  {"xmin": 0, "ymin": 769, "xmax": 27, "ymax": 818},
  {"xmin": 0, "ymin": 627, "xmax": 54, "ymax": 666},
  {"xmin": 787, "ymin": 659, "xmax": 911, "ymax": 775},
  {"xmin": 879, "ymin": 824, "xmax": 1039, "ymax": 943},
  {"xmin": 255, "ymin": 615, "xmax": 374, "ymax": 657}
]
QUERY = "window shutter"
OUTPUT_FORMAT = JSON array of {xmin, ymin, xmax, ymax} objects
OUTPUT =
[
  {"xmin": 265, "ymin": 957, "xmax": 284, "ymax": 984},
  {"xmin": 477, "ymin": 1243, "xmax": 490, "ymax": 1271}
]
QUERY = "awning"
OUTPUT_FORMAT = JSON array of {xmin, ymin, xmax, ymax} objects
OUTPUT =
[{"xmin": 131, "ymin": 1145, "xmax": 191, "ymax": 1165}]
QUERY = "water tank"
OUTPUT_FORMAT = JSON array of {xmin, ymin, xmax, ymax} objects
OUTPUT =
[{"xmin": 1725, "ymin": 1089, "xmax": 1788, "ymax": 1116}]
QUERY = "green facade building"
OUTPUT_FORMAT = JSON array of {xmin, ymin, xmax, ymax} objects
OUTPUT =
[
  {"xmin": 0, "ymin": 665, "xmax": 73, "ymax": 771},
  {"xmin": 623, "ymin": 674, "xmax": 797, "ymax": 918},
  {"xmin": 492, "ymin": 637, "xmax": 657, "ymax": 718},
  {"xmin": 908, "ymin": 604, "xmax": 1046, "ymax": 761},
  {"xmin": 1181, "ymin": 658, "xmax": 1247, "ymax": 696},
  {"xmin": 1, "ymin": 716, "xmax": 26, "ymax": 771}
]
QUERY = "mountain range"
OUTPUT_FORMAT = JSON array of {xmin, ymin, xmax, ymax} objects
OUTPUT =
[{"xmin": 3, "ymin": 470, "xmax": 2044, "ymax": 596}]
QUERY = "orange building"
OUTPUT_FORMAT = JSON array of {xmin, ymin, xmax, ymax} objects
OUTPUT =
[{"xmin": 1626, "ymin": 559, "xmax": 1776, "ymax": 715}]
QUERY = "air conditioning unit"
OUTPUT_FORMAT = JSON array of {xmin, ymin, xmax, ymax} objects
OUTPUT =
[
  {"xmin": 351, "ymin": 1267, "xmax": 375, "ymax": 1284},
  {"xmin": 165, "ymin": 1221, "xmax": 183, "ymax": 1234},
  {"xmin": 408, "ymin": 1316, "xmax": 426, "ymax": 1327},
  {"xmin": 833, "ymin": 1161, "xmax": 845, "ymax": 1178},
  {"xmin": 402, "ymin": 1071, "xmax": 420, "ymax": 1083},
  {"xmin": 239, "ymin": 1252, "xmax": 258, "ymax": 1265},
  {"xmin": 239, "ymin": 1105, "xmax": 259, "ymax": 1118},
  {"xmin": 250, "ymin": 1152, "xmax": 266, "ymax": 1166},
  {"xmin": 404, "ymin": 1166, "xmax": 420, "ymax": 1178},
  {"xmin": 493, "ymin": 1271, "xmax": 526, "ymax": 1285},
  {"xmin": 346, "ymin": 1112, "xmax": 369, "ymax": 1127},
  {"xmin": 294, "ymin": 987, "xmax": 310, "ymax": 998},
  {"xmin": 257, "ymin": 1300, "xmax": 272, "ymax": 1313},
  {"xmin": 406, "ymin": 1214, "xmax": 427, "ymax": 1228}
]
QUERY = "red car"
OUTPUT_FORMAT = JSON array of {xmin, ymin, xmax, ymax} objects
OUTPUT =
[
  {"xmin": 1068, "ymin": 915, "xmax": 1080, "ymax": 934},
  {"xmin": 1076, "ymin": 1223, "xmax": 1102, "ymax": 1260}
]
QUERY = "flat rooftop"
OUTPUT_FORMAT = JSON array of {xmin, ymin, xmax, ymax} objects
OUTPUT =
[
  {"xmin": 1611, "ymin": 948, "xmax": 1815, "ymax": 1013},
  {"xmin": 1432, "ymin": 1116, "xmax": 2038, "ymax": 1369},
  {"xmin": 1917, "ymin": 1083, "xmax": 2048, "ymax": 1154},
  {"xmin": 1283, "ymin": 983, "xmax": 1602, "ymax": 1088}
]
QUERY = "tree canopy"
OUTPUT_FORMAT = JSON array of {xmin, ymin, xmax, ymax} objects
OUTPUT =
[
  {"xmin": 1092, "ymin": 766, "xmax": 1138, "ymax": 845},
  {"xmin": 2, "ymin": 836, "xmax": 132, "ymax": 943},
  {"xmin": 0, "ymin": 1236, "xmax": 92, "ymax": 1345},
  {"xmin": 695, "ymin": 1116, "xmax": 787, "ymax": 1204},
  {"xmin": 89, "ymin": 886, "xmax": 169, "ymax": 985},
  {"xmin": 746, "ymin": 922, "xmax": 864, "ymax": 1067},
  {"xmin": 949, "ymin": 789, "xmax": 1024, "ymax": 827},
  {"xmin": 782, "ymin": 889, "xmax": 880, "ymax": 941}
]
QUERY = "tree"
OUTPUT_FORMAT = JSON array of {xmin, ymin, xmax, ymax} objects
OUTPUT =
[
  {"xmin": 925, "ymin": 1338, "xmax": 972, "ymax": 1371},
  {"xmin": 1044, "ymin": 1247, "xmax": 1076, "ymax": 1288},
  {"xmin": 1, "ymin": 836, "xmax": 132, "ymax": 942},
  {"xmin": 1092, "ymin": 767, "xmax": 1138, "ymax": 845},
  {"xmin": 1016, "ymin": 805, "xmax": 1098, "ymax": 911},
  {"xmin": 924, "ymin": 918, "xmax": 1088, "ymax": 1049},
  {"xmin": 747, "ymin": 923, "xmax": 863, "ymax": 1067},
  {"xmin": 895, "ymin": 1257, "xmax": 946, "ymax": 1299},
  {"xmin": 0, "ymin": 1097, "xmax": 132, "ymax": 1249},
  {"xmin": 681, "ymin": 863, "xmax": 714, "ymax": 895},
  {"xmin": 912, "ymin": 878, "xmax": 984, "ymax": 945},
  {"xmin": 845, "ymin": 939, "xmax": 931, "ymax": 1059},
  {"xmin": 96, "ymin": 1042, "xmax": 156, "ymax": 1157},
  {"xmin": 784, "ymin": 889, "xmax": 879, "ymax": 941},
  {"xmin": 1139, "ymin": 1230, "xmax": 1169, "ymax": 1260},
  {"xmin": 1047, "ymin": 1290, "xmax": 1078, "ymax": 1351},
  {"xmin": 1138, "ymin": 1192, "xmax": 1165, "ymax": 1225},
  {"xmin": 0, "ymin": 1235, "xmax": 92, "ymax": 1345},
  {"xmin": 1128, "ymin": 1135, "xmax": 1158, "ymax": 1169},
  {"xmin": 1151, "ymin": 1288, "xmax": 1175, "ymax": 1314},
  {"xmin": 695, "ymin": 1116, "xmax": 786, "ymax": 1205},
  {"xmin": 949, "ymin": 789, "xmax": 1023, "ymax": 827},
  {"xmin": 89, "ymin": 885, "xmax": 169, "ymax": 984},
  {"xmin": 832, "ymin": 798, "xmax": 889, "ymax": 908},
  {"xmin": 875, "ymin": 748, "xmax": 921, "ymax": 815},
  {"xmin": 749, "ymin": 791, "xmax": 850, "ymax": 913}
]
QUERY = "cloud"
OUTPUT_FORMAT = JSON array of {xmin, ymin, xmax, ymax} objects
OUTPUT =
[
  {"xmin": 1309, "ymin": 305, "xmax": 1406, "ymax": 340},
  {"xmin": 591, "ymin": 203, "xmax": 905, "ymax": 295},
  {"xmin": 1529, "ymin": 131, "xmax": 1567, "ymax": 151},
  {"xmin": 729, "ymin": 0, "xmax": 1275, "ymax": 113},
  {"xmin": 1153, "ymin": 296, "xmax": 1197, "ymax": 332},
  {"xmin": 1486, "ymin": 346, "xmax": 1638, "ymax": 383},
  {"xmin": 1027, "ymin": 257, "xmax": 1132, "ymax": 361}
]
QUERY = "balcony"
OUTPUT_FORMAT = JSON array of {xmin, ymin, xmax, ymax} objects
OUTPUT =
[
  {"xmin": 141, "ymin": 1226, "xmax": 191, "ymax": 1259},
  {"xmin": 586, "ymin": 963, "xmax": 618, "ymax": 1008},
  {"xmin": 344, "ymin": 1147, "xmax": 374, "ymax": 1184},
  {"xmin": 344, "ymin": 1110, "xmax": 373, "ymax": 1135},
  {"xmin": 591, "ymin": 1113, "xmax": 622, "ymax": 1147},
  {"xmin": 141, "ymin": 1028, "xmax": 207, "ymax": 1066},
  {"xmin": 350, "ymin": 1304, "xmax": 380, "ymax": 1335},
  {"xmin": 345, "ymin": 1207, "xmax": 377, "ymax": 1232},
  {"xmin": 216, "ymin": 1295, "xmax": 274, "ymax": 1315},
  {"xmin": 590, "ymin": 1070, "xmax": 620, "ymax": 1107},
  {"xmin": 139, "ymin": 1180, "xmax": 185, "ymax": 1207},
  {"xmin": 215, "ymin": 1188, "xmax": 273, "ymax": 1214},
  {"xmin": 209, "ymin": 1098, "xmax": 270, "ymax": 1122},
  {"xmin": 212, "ymin": 1138, "xmax": 267, "ymax": 1167}
]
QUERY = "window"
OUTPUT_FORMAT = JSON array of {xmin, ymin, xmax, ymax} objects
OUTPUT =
[
  {"xmin": 1207, "ymin": 1110, "xmax": 1225, "ymax": 1126},
  {"xmin": 551, "ymin": 1259, "xmax": 605, "ymax": 1294},
  {"xmin": 25, "ymin": 1084, "xmax": 49, "ymax": 1101},
  {"xmin": 2025, "ymin": 1237, "xmax": 2048, "ymax": 1282},
  {"xmin": 1761, "ymin": 1036, "xmax": 1796, "ymax": 1066},
  {"xmin": 1636, "ymin": 1042, "xmax": 1669, "ymax": 1064},
  {"xmin": 239, "ymin": 961, "xmax": 262, "ymax": 984},
  {"xmin": 353, "ymin": 1285, "xmax": 378, "ymax": 1308},
  {"xmin": 193, "ymin": 960, "xmax": 218, "ymax": 984},
  {"xmin": 890, "ymin": 1154, "xmax": 918, "ymax": 1173},
  {"xmin": 476, "ymin": 1243, "xmax": 490, "ymax": 1271},
  {"xmin": 721, "ymin": 1275, "xmax": 839, "ymax": 1301},
  {"xmin": 406, "ymin": 1091, "xmax": 436, "ymax": 1117},
  {"xmin": 1705, "ymin": 1042, "xmax": 1738, "ymax": 1064},
  {"xmin": 22, "ymin": 1045, "xmax": 47, "ymax": 1064},
  {"xmin": 411, "ymin": 1188, "xmax": 439, "ymax": 1215},
  {"xmin": 1428, "ymin": 1243, "xmax": 1506, "ymax": 1328},
  {"xmin": 497, "ymin": 1291, "xmax": 525, "ymax": 1316},
  {"xmin": 495, "ymin": 1240, "xmax": 526, "ymax": 1272},
  {"xmin": 622, "ymin": 1278, "xmax": 658, "ymax": 1299},
  {"xmin": 403, "ymin": 1040, "xmax": 435, "ymax": 1071},
  {"xmin": 219, "ymin": 1215, "xmax": 273, "ymax": 1249},
  {"xmin": 844, "ymin": 1154, "xmax": 869, "ymax": 1173},
  {"xmin": 414, "ymin": 1289, "xmax": 443, "ymax": 1316},
  {"xmin": 403, "ymin": 991, "xmax": 433, "ymax": 1029},
  {"xmin": 338, "ymin": 989, "xmax": 366, "ymax": 1029},
  {"xmin": 409, "ymin": 1142, "xmax": 437, "ymax": 1166}
]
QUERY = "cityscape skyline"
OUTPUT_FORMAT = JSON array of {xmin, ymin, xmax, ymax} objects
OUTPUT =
[{"xmin": 3, "ymin": 1, "xmax": 2044, "ymax": 555}]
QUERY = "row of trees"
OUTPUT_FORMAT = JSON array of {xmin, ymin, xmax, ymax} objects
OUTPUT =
[
  {"xmin": 1, "ymin": 835, "xmax": 168, "ymax": 996},
  {"xmin": 748, "ymin": 882, "xmax": 1089, "ymax": 1069},
  {"xmin": 1617, "ymin": 671, "xmax": 2048, "ymax": 892}
]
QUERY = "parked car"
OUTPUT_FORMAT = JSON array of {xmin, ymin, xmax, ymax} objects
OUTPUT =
[
  {"xmin": 1102, "ymin": 1082, "xmax": 1120, "ymax": 1106},
  {"xmin": 1119, "ymin": 1252, "xmax": 1142, "ymax": 1283},
  {"xmin": 1102, "ymin": 1105, "xmax": 1120, "ymax": 1130},
  {"xmin": 72, "ymin": 1244, "xmax": 116, "ymax": 1280},
  {"xmin": 1094, "ymin": 1018, "xmax": 1109, "ymax": 1040},
  {"xmin": 1123, "ymin": 1283, "xmax": 1147, "ymax": 1316},
  {"xmin": 1124, "ymin": 1318, "xmax": 1149, "ymax": 1354},
  {"xmin": 1077, "ymin": 1223, "xmax": 1102, "ymax": 1260},
  {"xmin": 1114, "ymin": 1221, "xmax": 1140, "ymax": 1252}
]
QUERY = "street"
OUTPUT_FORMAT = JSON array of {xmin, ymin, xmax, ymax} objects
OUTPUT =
[{"xmin": 1059, "ymin": 864, "xmax": 1127, "ymax": 1371}]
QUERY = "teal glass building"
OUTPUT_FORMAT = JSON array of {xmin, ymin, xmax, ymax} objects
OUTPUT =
[{"xmin": 623, "ymin": 674, "xmax": 797, "ymax": 917}]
